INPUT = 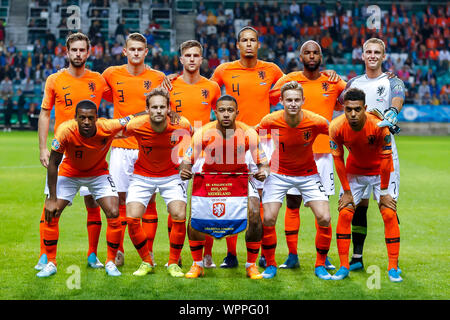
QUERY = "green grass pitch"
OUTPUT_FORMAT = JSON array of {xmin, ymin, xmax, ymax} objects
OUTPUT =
[{"xmin": 0, "ymin": 131, "xmax": 448, "ymax": 300}]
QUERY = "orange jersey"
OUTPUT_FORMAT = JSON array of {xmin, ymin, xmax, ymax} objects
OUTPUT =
[
  {"xmin": 269, "ymin": 71, "xmax": 347, "ymax": 153},
  {"xmin": 124, "ymin": 115, "xmax": 192, "ymax": 177},
  {"xmin": 210, "ymin": 60, "xmax": 284, "ymax": 126},
  {"xmin": 52, "ymin": 118, "xmax": 127, "ymax": 177},
  {"xmin": 329, "ymin": 113, "xmax": 393, "ymax": 176},
  {"xmin": 257, "ymin": 110, "xmax": 329, "ymax": 176},
  {"xmin": 185, "ymin": 121, "xmax": 267, "ymax": 173},
  {"xmin": 41, "ymin": 69, "xmax": 108, "ymax": 131},
  {"xmin": 102, "ymin": 64, "xmax": 166, "ymax": 149},
  {"xmin": 169, "ymin": 76, "xmax": 221, "ymax": 127}
]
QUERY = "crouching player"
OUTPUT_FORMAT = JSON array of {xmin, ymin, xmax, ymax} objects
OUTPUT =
[
  {"xmin": 179, "ymin": 94, "xmax": 270, "ymax": 279},
  {"xmin": 257, "ymin": 81, "xmax": 333, "ymax": 280},
  {"xmin": 329, "ymin": 88, "xmax": 402, "ymax": 282},
  {"xmin": 122, "ymin": 88, "xmax": 192, "ymax": 278},
  {"xmin": 38, "ymin": 100, "xmax": 135, "ymax": 277}
]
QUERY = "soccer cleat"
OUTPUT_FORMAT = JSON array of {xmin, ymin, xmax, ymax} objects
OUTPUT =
[
  {"xmin": 165, "ymin": 256, "xmax": 182, "ymax": 268},
  {"xmin": 36, "ymin": 262, "xmax": 57, "ymax": 278},
  {"xmin": 220, "ymin": 253, "xmax": 238, "ymax": 268},
  {"xmin": 246, "ymin": 264, "xmax": 263, "ymax": 280},
  {"xmin": 324, "ymin": 256, "xmax": 336, "ymax": 270},
  {"xmin": 34, "ymin": 254, "xmax": 48, "ymax": 271},
  {"xmin": 349, "ymin": 257, "xmax": 364, "ymax": 271},
  {"xmin": 314, "ymin": 266, "xmax": 332, "ymax": 280},
  {"xmin": 133, "ymin": 261, "xmax": 154, "ymax": 276},
  {"xmin": 87, "ymin": 252, "xmax": 104, "ymax": 269},
  {"xmin": 185, "ymin": 263, "xmax": 204, "ymax": 278},
  {"xmin": 279, "ymin": 253, "xmax": 300, "ymax": 269},
  {"xmin": 332, "ymin": 266, "xmax": 350, "ymax": 280},
  {"xmin": 203, "ymin": 255, "xmax": 216, "ymax": 268},
  {"xmin": 167, "ymin": 264, "xmax": 184, "ymax": 278},
  {"xmin": 388, "ymin": 268, "xmax": 403, "ymax": 283},
  {"xmin": 262, "ymin": 265, "xmax": 277, "ymax": 279},
  {"xmin": 105, "ymin": 261, "xmax": 121, "ymax": 276},
  {"xmin": 115, "ymin": 250, "xmax": 124, "ymax": 267},
  {"xmin": 258, "ymin": 255, "xmax": 267, "ymax": 268}
]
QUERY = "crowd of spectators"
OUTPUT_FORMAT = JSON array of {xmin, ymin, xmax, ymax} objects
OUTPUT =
[{"xmin": 1, "ymin": 1, "xmax": 449, "ymax": 130}]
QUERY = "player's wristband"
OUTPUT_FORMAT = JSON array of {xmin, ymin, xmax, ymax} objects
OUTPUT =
[{"xmin": 379, "ymin": 189, "xmax": 389, "ymax": 196}]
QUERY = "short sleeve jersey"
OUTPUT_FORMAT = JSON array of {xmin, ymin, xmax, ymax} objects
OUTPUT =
[
  {"xmin": 257, "ymin": 110, "xmax": 329, "ymax": 176},
  {"xmin": 269, "ymin": 71, "xmax": 347, "ymax": 153},
  {"xmin": 41, "ymin": 69, "xmax": 108, "ymax": 131},
  {"xmin": 102, "ymin": 64, "xmax": 166, "ymax": 149},
  {"xmin": 329, "ymin": 113, "xmax": 393, "ymax": 176},
  {"xmin": 210, "ymin": 60, "xmax": 284, "ymax": 126},
  {"xmin": 124, "ymin": 115, "xmax": 192, "ymax": 177},
  {"xmin": 169, "ymin": 76, "xmax": 221, "ymax": 127},
  {"xmin": 184, "ymin": 121, "xmax": 267, "ymax": 173},
  {"xmin": 52, "ymin": 118, "xmax": 127, "ymax": 177}
]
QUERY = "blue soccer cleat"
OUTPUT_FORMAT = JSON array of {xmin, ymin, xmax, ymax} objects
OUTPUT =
[
  {"xmin": 332, "ymin": 266, "xmax": 349, "ymax": 280},
  {"xmin": 388, "ymin": 268, "xmax": 403, "ymax": 283},
  {"xmin": 87, "ymin": 252, "xmax": 104, "ymax": 269},
  {"xmin": 258, "ymin": 255, "xmax": 267, "ymax": 268},
  {"xmin": 105, "ymin": 261, "xmax": 121, "ymax": 276},
  {"xmin": 315, "ymin": 266, "xmax": 332, "ymax": 280},
  {"xmin": 36, "ymin": 262, "xmax": 57, "ymax": 278},
  {"xmin": 34, "ymin": 253, "xmax": 48, "ymax": 271},
  {"xmin": 279, "ymin": 253, "xmax": 300, "ymax": 269},
  {"xmin": 324, "ymin": 256, "xmax": 336, "ymax": 270},
  {"xmin": 220, "ymin": 253, "xmax": 238, "ymax": 268},
  {"xmin": 349, "ymin": 257, "xmax": 364, "ymax": 271},
  {"xmin": 262, "ymin": 265, "xmax": 277, "ymax": 279}
]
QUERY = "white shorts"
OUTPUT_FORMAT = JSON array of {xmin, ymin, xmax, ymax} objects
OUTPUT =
[
  {"xmin": 109, "ymin": 147, "xmax": 139, "ymax": 193},
  {"xmin": 262, "ymin": 172, "xmax": 328, "ymax": 205},
  {"xmin": 339, "ymin": 172, "xmax": 398, "ymax": 205},
  {"xmin": 126, "ymin": 174, "xmax": 187, "ymax": 207},
  {"xmin": 287, "ymin": 153, "xmax": 335, "ymax": 196},
  {"xmin": 247, "ymin": 138, "xmax": 274, "ymax": 190},
  {"xmin": 362, "ymin": 137, "xmax": 400, "ymax": 200},
  {"xmin": 56, "ymin": 174, "xmax": 118, "ymax": 204}
]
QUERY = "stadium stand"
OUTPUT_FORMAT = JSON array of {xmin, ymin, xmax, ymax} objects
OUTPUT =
[{"xmin": 0, "ymin": 0, "xmax": 448, "ymax": 131}]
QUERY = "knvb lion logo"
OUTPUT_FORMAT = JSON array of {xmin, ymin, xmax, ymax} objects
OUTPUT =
[
  {"xmin": 258, "ymin": 70, "xmax": 266, "ymax": 80},
  {"xmin": 212, "ymin": 202, "xmax": 225, "ymax": 218},
  {"xmin": 322, "ymin": 82, "xmax": 329, "ymax": 91},
  {"xmin": 377, "ymin": 85, "xmax": 385, "ymax": 96},
  {"xmin": 303, "ymin": 129, "xmax": 312, "ymax": 142},
  {"xmin": 201, "ymin": 89, "xmax": 209, "ymax": 99},
  {"xmin": 367, "ymin": 135, "xmax": 376, "ymax": 145},
  {"xmin": 144, "ymin": 80, "xmax": 151, "ymax": 90},
  {"xmin": 88, "ymin": 81, "xmax": 96, "ymax": 92}
]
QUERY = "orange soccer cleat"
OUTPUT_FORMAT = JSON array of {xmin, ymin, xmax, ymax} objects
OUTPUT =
[
  {"xmin": 246, "ymin": 264, "xmax": 263, "ymax": 280},
  {"xmin": 185, "ymin": 263, "xmax": 204, "ymax": 278}
]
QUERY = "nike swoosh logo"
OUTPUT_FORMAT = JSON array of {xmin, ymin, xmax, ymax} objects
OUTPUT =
[
  {"xmin": 117, "ymin": 81, "xmax": 124, "ymax": 85},
  {"xmin": 63, "ymin": 86, "xmax": 70, "ymax": 90},
  {"xmin": 231, "ymin": 75, "xmax": 240, "ymax": 79},
  {"xmin": 173, "ymin": 92, "xmax": 182, "ymax": 95}
]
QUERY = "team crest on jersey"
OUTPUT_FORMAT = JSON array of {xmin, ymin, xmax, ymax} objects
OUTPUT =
[
  {"xmin": 212, "ymin": 202, "xmax": 226, "ymax": 218},
  {"xmin": 88, "ymin": 81, "xmax": 96, "ymax": 92},
  {"xmin": 144, "ymin": 80, "xmax": 151, "ymax": 90},
  {"xmin": 377, "ymin": 85, "xmax": 385, "ymax": 96},
  {"xmin": 367, "ymin": 135, "xmax": 376, "ymax": 145},
  {"xmin": 303, "ymin": 129, "xmax": 313, "ymax": 142},
  {"xmin": 258, "ymin": 70, "xmax": 266, "ymax": 80},
  {"xmin": 51, "ymin": 138, "xmax": 60, "ymax": 150},
  {"xmin": 201, "ymin": 89, "xmax": 209, "ymax": 99},
  {"xmin": 322, "ymin": 82, "xmax": 329, "ymax": 91},
  {"xmin": 170, "ymin": 134, "xmax": 180, "ymax": 145}
]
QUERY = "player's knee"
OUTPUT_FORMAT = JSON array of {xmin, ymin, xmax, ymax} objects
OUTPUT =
[
  {"xmin": 105, "ymin": 207, "xmax": 119, "ymax": 219},
  {"xmin": 317, "ymin": 214, "xmax": 331, "ymax": 227},
  {"xmin": 380, "ymin": 208, "xmax": 396, "ymax": 223},
  {"xmin": 286, "ymin": 194, "xmax": 302, "ymax": 209}
]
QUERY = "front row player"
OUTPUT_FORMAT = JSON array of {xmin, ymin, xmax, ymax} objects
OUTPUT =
[
  {"xmin": 329, "ymin": 88, "xmax": 402, "ymax": 282},
  {"xmin": 179, "ymin": 95, "xmax": 270, "ymax": 280},
  {"xmin": 257, "ymin": 81, "xmax": 333, "ymax": 280},
  {"xmin": 122, "ymin": 88, "xmax": 192, "ymax": 278},
  {"xmin": 37, "ymin": 100, "xmax": 134, "ymax": 277}
]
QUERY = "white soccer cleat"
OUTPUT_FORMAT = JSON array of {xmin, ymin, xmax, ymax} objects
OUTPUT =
[
  {"xmin": 105, "ymin": 261, "xmax": 121, "ymax": 276},
  {"xmin": 36, "ymin": 262, "xmax": 57, "ymax": 278}
]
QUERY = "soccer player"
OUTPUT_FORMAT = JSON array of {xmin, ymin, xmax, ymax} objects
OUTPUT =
[
  {"xmin": 122, "ymin": 88, "xmax": 192, "ymax": 278},
  {"xmin": 338, "ymin": 38, "xmax": 405, "ymax": 271},
  {"xmin": 209, "ymin": 26, "xmax": 284, "ymax": 268},
  {"xmin": 257, "ymin": 81, "xmax": 332, "ymax": 280},
  {"xmin": 167, "ymin": 39, "xmax": 221, "ymax": 268},
  {"xmin": 102, "ymin": 33, "xmax": 169, "ymax": 267},
  {"xmin": 179, "ymin": 94, "xmax": 270, "ymax": 279},
  {"xmin": 37, "ymin": 100, "xmax": 133, "ymax": 277},
  {"xmin": 269, "ymin": 40, "xmax": 346, "ymax": 270},
  {"xmin": 37, "ymin": 32, "xmax": 108, "ymax": 271},
  {"xmin": 329, "ymin": 88, "xmax": 402, "ymax": 282}
]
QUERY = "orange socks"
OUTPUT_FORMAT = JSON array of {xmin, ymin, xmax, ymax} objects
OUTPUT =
[
  {"xmin": 226, "ymin": 234, "xmax": 238, "ymax": 256},
  {"xmin": 118, "ymin": 204, "xmax": 127, "ymax": 253},
  {"xmin": 142, "ymin": 201, "xmax": 158, "ymax": 253},
  {"xmin": 246, "ymin": 241, "xmax": 261, "ymax": 264},
  {"xmin": 336, "ymin": 207, "xmax": 355, "ymax": 269},
  {"xmin": 284, "ymin": 207, "xmax": 300, "ymax": 255},
  {"xmin": 168, "ymin": 219, "xmax": 186, "ymax": 265},
  {"xmin": 381, "ymin": 207, "xmax": 400, "ymax": 270},
  {"xmin": 43, "ymin": 217, "xmax": 60, "ymax": 265},
  {"xmin": 189, "ymin": 240, "xmax": 205, "ymax": 264},
  {"xmin": 127, "ymin": 217, "xmax": 153, "ymax": 264},
  {"xmin": 86, "ymin": 206, "xmax": 102, "ymax": 256},
  {"xmin": 39, "ymin": 205, "xmax": 46, "ymax": 256},
  {"xmin": 106, "ymin": 217, "xmax": 122, "ymax": 263},
  {"xmin": 315, "ymin": 224, "xmax": 332, "ymax": 267},
  {"xmin": 204, "ymin": 235, "xmax": 214, "ymax": 256},
  {"xmin": 262, "ymin": 225, "xmax": 277, "ymax": 267}
]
